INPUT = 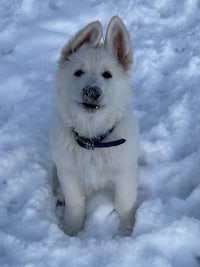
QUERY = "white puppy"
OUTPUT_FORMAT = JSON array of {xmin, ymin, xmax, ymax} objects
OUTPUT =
[{"xmin": 50, "ymin": 16, "xmax": 139, "ymax": 236}]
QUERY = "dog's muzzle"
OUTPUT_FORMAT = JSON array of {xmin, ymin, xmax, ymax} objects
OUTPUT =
[{"xmin": 82, "ymin": 86, "xmax": 102, "ymax": 110}]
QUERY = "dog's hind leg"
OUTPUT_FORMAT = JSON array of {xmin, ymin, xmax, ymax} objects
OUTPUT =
[
  {"xmin": 51, "ymin": 164, "xmax": 59, "ymax": 195},
  {"xmin": 51, "ymin": 165, "xmax": 65, "ymax": 207}
]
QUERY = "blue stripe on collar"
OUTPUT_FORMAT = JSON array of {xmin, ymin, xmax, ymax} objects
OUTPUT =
[{"xmin": 72, "ymin": 126, "xmax": 126, "ymax": 150}]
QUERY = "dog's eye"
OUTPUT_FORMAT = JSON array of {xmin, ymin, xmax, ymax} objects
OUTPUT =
[
  {"xmin": 102, "ymin": 71, "xmax": 112, "ymax": 79},
  {"xmin": 74, "ymin": 69, "xmax": 84, "ymax": 77}
]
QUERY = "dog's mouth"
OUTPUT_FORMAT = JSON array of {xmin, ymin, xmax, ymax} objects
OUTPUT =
[{"xmin": 81, "ymin": 102, "xmax": 101, "ymax": 111}]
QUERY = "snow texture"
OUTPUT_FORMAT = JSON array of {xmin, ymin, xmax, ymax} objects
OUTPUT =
[{"xmin": 0, "ymin": 0, "xmax": 200, "ymax": 266}]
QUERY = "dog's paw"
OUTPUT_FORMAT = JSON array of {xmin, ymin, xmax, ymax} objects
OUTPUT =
[
  {"xmin": 62, "ymin": 223, "xmax": 83, "ymax": 236},
  {"xmin": 119, "ymin": 225, "xmax": 133, "ymax": 236}
]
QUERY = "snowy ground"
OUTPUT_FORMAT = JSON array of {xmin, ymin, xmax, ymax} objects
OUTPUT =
[{"xmin": 0, "ymin": 0, "xmax": 200, "ymax": 266}]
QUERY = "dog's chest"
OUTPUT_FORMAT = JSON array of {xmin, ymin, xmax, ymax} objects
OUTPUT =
[{"xmin": 74, "ymin": 148, "xmax": 116, "ymax": 192}]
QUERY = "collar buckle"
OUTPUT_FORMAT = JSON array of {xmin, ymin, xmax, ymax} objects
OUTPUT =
[
  {"xmin": 85, "ymin": 140, "xmax": 95, "ymax": 150},
  {"xmin": 75, "ymin": 135, "xmax": 95, "ymax": 150}
]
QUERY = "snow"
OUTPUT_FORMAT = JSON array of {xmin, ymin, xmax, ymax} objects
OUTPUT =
[{"xmin": 0, "ymin": 0, "xmax": 200, "ymax": 266}]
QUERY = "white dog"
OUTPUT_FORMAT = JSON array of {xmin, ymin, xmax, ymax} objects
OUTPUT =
[{"xmin": 50, "ymin": 16, "xmax": 139, "ymax": 236}]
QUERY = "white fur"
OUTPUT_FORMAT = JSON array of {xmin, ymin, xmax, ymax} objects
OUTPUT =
[{"xmin": 50, "ymin": 16, "xmax": 139, "ymax": 235}]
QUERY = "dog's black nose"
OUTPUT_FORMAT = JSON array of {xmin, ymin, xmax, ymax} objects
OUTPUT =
[{"xmin": 82, "ymin": 86, "xmax": 102, "ymax": 103}]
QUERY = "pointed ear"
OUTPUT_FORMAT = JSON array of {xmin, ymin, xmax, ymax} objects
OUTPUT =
[
  {"xmin": 59, "ymin": 21, "xmax": 102, "ymax": 65},
  {"xmin": 105, "ymin": 16, "xmax": 133, "ymax": 71}
]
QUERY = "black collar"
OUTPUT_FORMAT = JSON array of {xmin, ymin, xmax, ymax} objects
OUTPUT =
[{"xmin": 72, "ymin": 126, "xmax": 126, "ymax": 150}]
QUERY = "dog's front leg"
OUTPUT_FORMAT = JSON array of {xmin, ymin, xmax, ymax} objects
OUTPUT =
[
  {"xmin": 114, "ymin": 173, "xmax": 137, "ymax": 236},
  {"xmin": 58, "ymin": 173, "xmax": 85, "ymax": 236}
]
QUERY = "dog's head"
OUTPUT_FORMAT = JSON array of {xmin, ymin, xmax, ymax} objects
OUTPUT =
[{"xmin": 55, "ymin": 16, "xmax": 133, "ymax": 136}]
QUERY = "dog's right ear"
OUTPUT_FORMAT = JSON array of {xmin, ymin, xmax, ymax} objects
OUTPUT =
[{"xmin": 59, "ymin": 21, "xmax": 102, "ymax": 66}]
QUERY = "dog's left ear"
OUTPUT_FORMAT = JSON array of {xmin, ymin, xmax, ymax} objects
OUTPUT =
[{"xmin": 105, "ymin": 16, "xmax": 132, "ymax": 71}]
